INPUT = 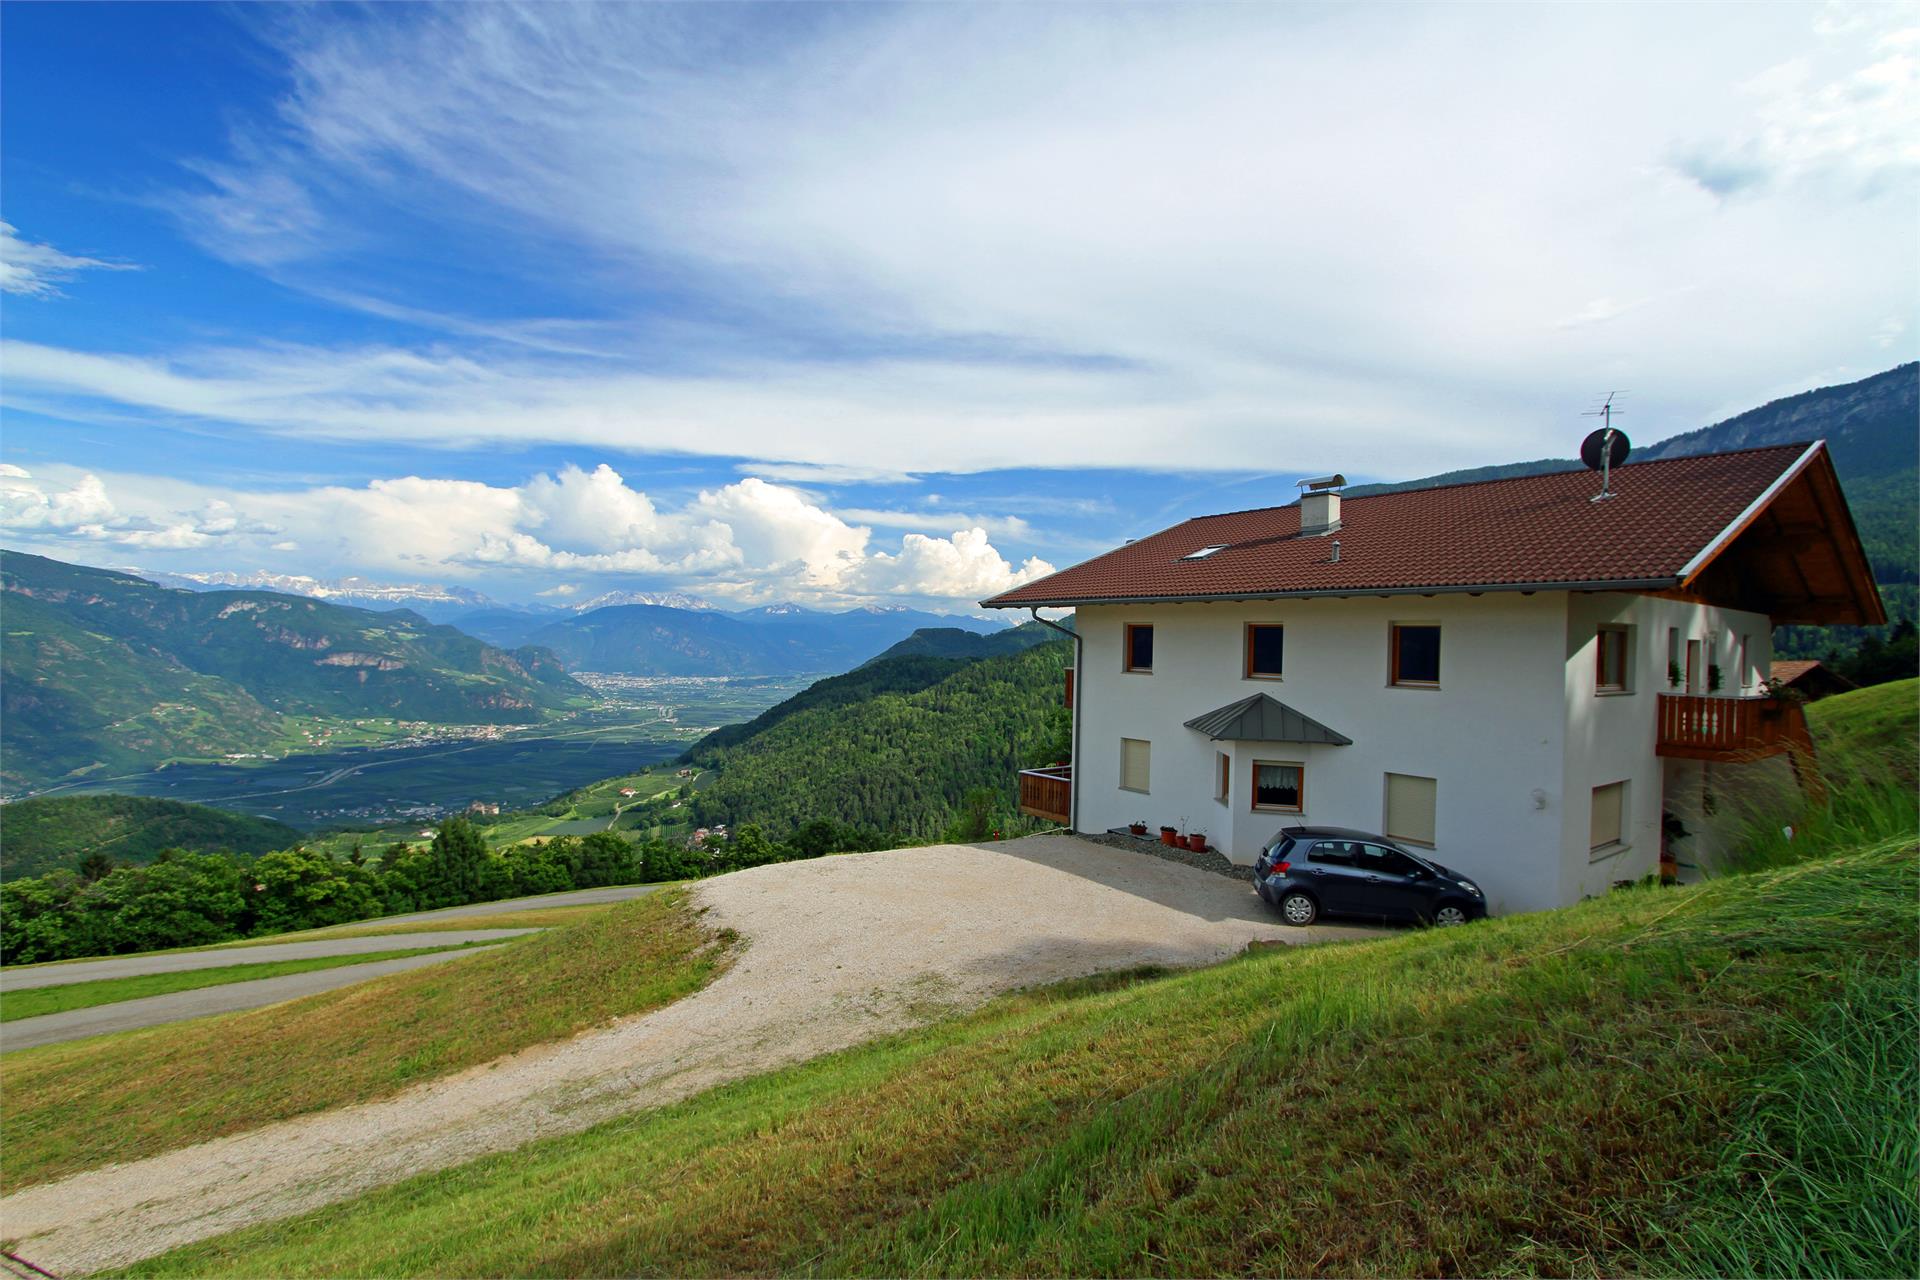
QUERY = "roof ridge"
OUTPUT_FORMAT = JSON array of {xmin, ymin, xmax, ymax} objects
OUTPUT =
[{"xmin": 1185, "ymin": 440, "xmax": 1821, "ymax": 522}]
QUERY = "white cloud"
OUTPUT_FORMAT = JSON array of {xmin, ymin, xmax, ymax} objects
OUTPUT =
[
  {"xmin": 33, "ymin": 2, "xmax": 1894, "ymax": 483},
  {"xmin": 837, "ymin": 507, "xmax": 1032, "ymax": 540},
  {"xmin": 850, "ymin": 527, "xmax": 1054, "ymax": 600},
  {"xmin": 0, "ymin": 223, "xmax": 136, "ymax": 297},
  {"xmin": 0, "ymin": 465, "xmax": 119, "ymax": 529},
  {"xmin": 1, "ymin": 462, "xmax": 1049, "ymax": 606}
]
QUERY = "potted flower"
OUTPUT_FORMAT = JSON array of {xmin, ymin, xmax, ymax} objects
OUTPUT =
[
  {"xmin": 1186, "ymin": 831, "xmax": 1208, "ymax": 853},
  {"xmin": 1667, "ymin": 660, "xmax": 1682, "ymax": 689},
  {"xmin": 1159, "ymin": 824, "xmax": 1179, "ymax": 847},
  {"xmin": 1128, "ymin": 819, "xmax": 1148, "ymax": 836},
  {"xmin": 1707, "ymin": 664, "xmax": 1723, "ymax": 693}
]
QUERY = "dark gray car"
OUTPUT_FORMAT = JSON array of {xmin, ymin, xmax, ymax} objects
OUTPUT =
[{"xmin": 1252, "ymin": 825, "xmax": 1486, "ymax": 927}]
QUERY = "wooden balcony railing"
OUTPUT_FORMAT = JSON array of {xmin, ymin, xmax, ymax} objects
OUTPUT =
[
  {"xmin": 1018, "ymin": 765, "xmax": 1072, "ymax": 825},
  {"xmin": 1655, "ymin": 694, "xmax": 1815, "ymax": 763}
]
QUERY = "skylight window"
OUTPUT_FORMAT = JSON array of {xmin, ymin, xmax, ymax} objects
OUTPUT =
[{"xmin": 1181, "ymin": 545, "xmax": 1228, "ymax": 560}]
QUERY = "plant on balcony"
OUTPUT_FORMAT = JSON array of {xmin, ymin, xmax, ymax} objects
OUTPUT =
[
  {"xmin": 1667, "ymin": 661, "xmax": 1683, "ymax": 689},
  {"xmin": 1707, "ymin": 664, "xmax": 1723, "ymax": 692}
]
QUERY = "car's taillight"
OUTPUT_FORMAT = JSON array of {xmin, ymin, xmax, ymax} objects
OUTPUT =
[{"xmin": 1273, "ymin": 861, "xmax": 1290, "ymax": 875}]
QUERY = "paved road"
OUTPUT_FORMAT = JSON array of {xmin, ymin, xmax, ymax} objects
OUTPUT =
[
  {"xmin": 2, "ymin": 947, "xmax": 503, "ymax": 1053},
  {"xmin": 1, "ymin": 930, "xmax": 542, "ymax": 991}
]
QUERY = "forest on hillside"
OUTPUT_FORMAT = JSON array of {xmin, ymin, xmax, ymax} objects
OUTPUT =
[{"xmin": 687, "ymin": 640, "xmax": 1072, "ymax": 839}]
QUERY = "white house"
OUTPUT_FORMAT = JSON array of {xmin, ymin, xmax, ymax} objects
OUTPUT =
[{"xmin": 984, "ymin": 441, "xmax": 1882, "ymax": 915}]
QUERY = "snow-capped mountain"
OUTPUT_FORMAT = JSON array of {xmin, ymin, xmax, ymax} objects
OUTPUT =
[
  {"xmin": 569, "ymin": 590, "xmax": 716, "ymax": 612},
  {"xmin": 135, "ymin": 569, "xmax": 496, "ymax": 621}
]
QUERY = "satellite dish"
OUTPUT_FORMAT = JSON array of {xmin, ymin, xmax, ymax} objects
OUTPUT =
[{"xmin": 1581, "ymin": 427, "xmax": 1630, "ymax": 471}]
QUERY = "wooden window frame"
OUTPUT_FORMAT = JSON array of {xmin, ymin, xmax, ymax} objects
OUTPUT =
[
  {"xmin": 1595, "ymin": 625, "xmax": 1631, "ymax": 694},
  {"xmin": 1243, "ymin": 623, "xmax": 1285, "ymax": 680},
  {"xmin": 1389, "ymin": 623, "xmax": 1442, "ymax": 689},
  {"xmin": 1215, "ymin": 751, "xmax": 1231, "ymax": 804},
  {"xmin": 1250, "ymin": 759, "xmax": 1305, "ymax": 814},
  {"xmin": 1123, "ymin": 623, "xmax": 1154, "ymax": 674}
]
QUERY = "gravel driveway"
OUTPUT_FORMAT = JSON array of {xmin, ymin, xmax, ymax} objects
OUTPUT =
[{"xmin": 1, "ymin": 835, "xmax": 1379, "ymax": 1275}]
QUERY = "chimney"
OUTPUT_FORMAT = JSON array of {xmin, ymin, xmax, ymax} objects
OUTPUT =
[{"xmin": 1296, "ymin": 474, "xmax": 1345, "ymax": 536}]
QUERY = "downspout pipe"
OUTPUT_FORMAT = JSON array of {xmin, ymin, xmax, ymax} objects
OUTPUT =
[{"xmin": 1027, "ymin": 607, "xmax": 1081, "ymax": 832}]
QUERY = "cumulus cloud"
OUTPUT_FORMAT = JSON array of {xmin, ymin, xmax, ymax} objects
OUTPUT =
[
  {"xmin": 1, "ymin": 462, "xmax": 1052, "ymax": 606},
  {"xmin": 0, "ymin": 223, "xmax": 136, "ymax": 297},
  {"xmin": 0, "ymin": 464, "xmax": 119, "ymax": 529}
]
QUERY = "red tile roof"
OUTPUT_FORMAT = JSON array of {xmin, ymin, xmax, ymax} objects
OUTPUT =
[
  {"xmin": 985, "ymin": 443, "xmax": 1821, "ymax": 608},
  {"xmin": 1770, "ymin": 659, "xmax": 1823, "ymax": 684}
]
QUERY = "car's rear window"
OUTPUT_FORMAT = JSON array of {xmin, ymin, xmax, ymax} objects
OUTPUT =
[{"xmin": 1268, "ymin": 836, "xmax": 1296, "ymax": 860}]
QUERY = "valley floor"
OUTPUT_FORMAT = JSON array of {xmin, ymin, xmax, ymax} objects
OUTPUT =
[{"xmin": 1, "ymin": 836, "xmax": 1364, "ymax": 1274}]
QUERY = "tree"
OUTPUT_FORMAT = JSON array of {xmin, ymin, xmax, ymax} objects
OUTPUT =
[
  {"xmin": 251, "ymin": 847, "xmax": 382, "ymax": 934},
  {"xmin": 425, "ymin": 817, "xmax": 490, "ymax": 908},
  {"xmin": 574, "ymin": 832, "xmax": 636, "ymax": 887},
  {"xmin": 76, "ymin": 851, "xmax": 117, "ymax": 883}
]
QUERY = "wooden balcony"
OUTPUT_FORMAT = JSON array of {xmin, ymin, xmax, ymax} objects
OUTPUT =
[
  {"xmin": 1655, "ymin": 694, "xmax": 1816, "ymax": 763},
  {"xmin": 1018, "ymin": 765, "xmax": 1072, "ymax": 825}
]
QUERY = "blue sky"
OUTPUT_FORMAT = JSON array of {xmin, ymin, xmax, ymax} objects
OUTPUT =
[{"xmin": 2, "ymin": 2, "xmax": 1913, "ymax": 609}]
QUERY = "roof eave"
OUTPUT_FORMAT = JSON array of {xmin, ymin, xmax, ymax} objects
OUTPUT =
[{"xmin": 982, "ymin": 576, "xmax": 1683, "ymax": 610}]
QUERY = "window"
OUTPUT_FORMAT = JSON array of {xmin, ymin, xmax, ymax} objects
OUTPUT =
[
  {"xmin": 1182, "ymin": 544, "xmax": 1228, "ymax": 560},
  {"xmin": 1359, "ymin": 844, "xmax": 1426, "ymax": 878},
  {"xmin": 1383, "ymin": 772, "xmax": 1437, "ymax": 847},
  {"xmin": 1596, "ymin": 626, "xmax": 1630, "ymax": 693},
  {"xmin": 1124, "ymin": 624, "xmax": 1154, "ymax": 673},
  {"xmin": 1252, "ymin": 761, "xmax": 1304, "ymax": 812},
  {"xmin": 1245, "ymin": 624, "xmax": 1285, "ymax": 679},
  {"xmin": 1390, "ymin": 624, "xmax": 1441, "ymax": 687},
  {"xmin": 1590, "ymin": 780, "xmax": 1627, "ymax": 853},
  {"xmin": 1306, "ymin": 839, "xmax": 1356, "ymax": 866},
  {"xmin": 1739, "ymin": 634, "xmax": 1752, "ymax": 688},
  {"xmin": 1215, "ymin": 751, "xmax": 1231, "ymax": 803},
  {"xmin": 1121, "ymin": 737, "xmax": 1151, "ymax": 793},
  {"xmin": 1667, "ymin": 627, "xmax": 1681, "ymax": 689}
]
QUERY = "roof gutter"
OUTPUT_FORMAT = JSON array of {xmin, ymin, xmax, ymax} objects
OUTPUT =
[
  {"xmin": 1025, "ymin": 607, "xmax": 1081, "ymax": 833},
  {"xmin": 983, "ymin": 576, "xmax": 1683, "ymax": 611}
]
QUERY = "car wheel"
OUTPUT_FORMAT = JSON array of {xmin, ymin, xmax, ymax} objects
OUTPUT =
[
  {"xmin": 1278, "ymin": 891, "xmax": 1318, "ymax": 927},
  {"xmin": 1432, "ymin": 902, "xmax": 1470, "ymax": 927}
]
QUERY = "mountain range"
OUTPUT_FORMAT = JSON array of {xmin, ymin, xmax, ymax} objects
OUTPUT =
[
  {"xmin": 0, "ymin": 552, "xmax": 585, "ymax": 792},
  {"xmin": 507, "ymin": 603, "xmax": 1005, "ymax": 676}
]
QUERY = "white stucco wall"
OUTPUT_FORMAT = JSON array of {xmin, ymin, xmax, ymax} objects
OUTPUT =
[
  {"xmin": 1073, "ymin": 595, "xmax": 1572, "ymax": 915},
  {"xmin": 1070, "ymin": 590, "xmax": 1775, "ymax": 916},
  {"xmin": 1558, "ymin": 592, "xmax": 1776, "ymax": 901}
]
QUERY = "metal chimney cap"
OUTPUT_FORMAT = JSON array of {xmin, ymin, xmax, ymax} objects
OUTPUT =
[{"xmin": 1296, "ymin": 474, "xmax": 1346, "ymax": 492}]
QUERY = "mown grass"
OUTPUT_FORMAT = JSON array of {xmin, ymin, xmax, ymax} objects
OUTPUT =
[
  {"xmin": 1, "ymin": 889, "xmax": 732, "ymax": 1192},
  {"xmin": 1806, "ymin": 676, "xmax": 1919, "ymax": 789},
  {"xmin": 0, "ymin": 943, "xmax": 491, "ymax": 1023},
  {"xmin": 114, "ymin": 836, "xmax": 1916, "ymax": 1279}
]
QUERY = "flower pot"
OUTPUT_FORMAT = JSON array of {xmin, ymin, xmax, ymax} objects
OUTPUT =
[
  {"xmin": 1187, "ymin": 834, "xmax": 1208, "ymax": 853},
  {"xmin": 1160, "ymin": 827, "xmax": 1179, "ymax": 846},
  {"xmin": 1128, "ymin": 824, "xmax": 1147, "ymax": 836}
]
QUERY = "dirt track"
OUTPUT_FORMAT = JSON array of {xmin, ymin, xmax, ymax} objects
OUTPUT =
[{"xmin": 0, "ymin": 835, "xmax": 1377, "ymax": 1275}]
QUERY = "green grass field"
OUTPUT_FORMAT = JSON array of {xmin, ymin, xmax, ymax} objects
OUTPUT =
[
  {"xmin": 0, "ymin": 943, "xmax": 492, "ymax": 1023},
  {"xmin": 1, "ymin": 889, "xmax": 731, "ymax": 1192},
  {"xmin": 97, "ymin": 680, "xmax": 1918, "ymax": 1279},
  {"xmin": 109, "ymin": 839, "xmax": 1916, "ymax": 1279}
]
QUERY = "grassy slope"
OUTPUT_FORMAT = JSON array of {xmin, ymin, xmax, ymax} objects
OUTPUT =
[
  {"xmin": 0, "ymin": 943, "xmax": 488, "ymax": 1023},
  {"xmin": 1805, "ymin": 677, "xmax": 1919, "ymax": 787},
  {"xmin": 114, "ymin": 840, "xmax": 1916, "ymax": 1279},
  {"xmin": 0, "ymin": 889, "xmax": 731, "ymax": 1191},
  {"xmin": 0, "ymin": 794, "xmax": 303, "ymax": 881}
]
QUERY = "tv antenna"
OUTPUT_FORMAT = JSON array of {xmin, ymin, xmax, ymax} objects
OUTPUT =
[{"xmin": 1580, "ymin": 392, "xmax": 1630, "ymax": 502}]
